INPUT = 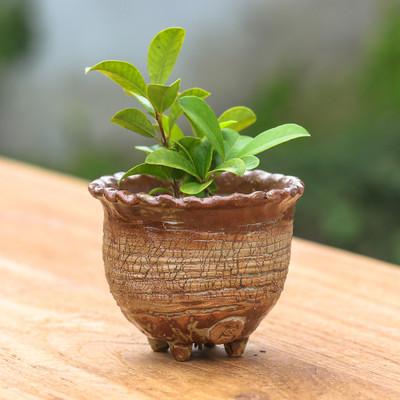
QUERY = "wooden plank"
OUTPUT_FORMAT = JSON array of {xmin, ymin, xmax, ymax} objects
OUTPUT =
[{"xmin": 0, "ymin": 157, "xmax": 399, "ymax": 400}]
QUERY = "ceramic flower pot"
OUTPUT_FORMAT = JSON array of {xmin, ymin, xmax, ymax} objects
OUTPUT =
[{"xmin": 89, "ymin": 170, "xmax": 304, "ymax": 361}]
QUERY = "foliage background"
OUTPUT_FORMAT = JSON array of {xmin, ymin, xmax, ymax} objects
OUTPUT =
[{"xmin": 0, "ymin": 0, "xmax": 399, "ymax": 264}]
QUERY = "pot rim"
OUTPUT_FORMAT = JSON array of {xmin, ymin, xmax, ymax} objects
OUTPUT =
[{"xmin": 88, "ymin": 169, "xmax": 304, "ymax": 209}]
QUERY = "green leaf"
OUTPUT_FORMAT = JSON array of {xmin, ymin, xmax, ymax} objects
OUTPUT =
[
  {"xmin": 128, "ymin": 92, "xmax": 155, "ymax": 116},
  {"xmin": 111, "ymin": 108, "xmax": 155, "ymax": 137},
  {"xmin": 207, "ymin": 180, "xmax": 218, "ymax": 195},
  {"xmin": 222, "ymin": 128, "xmax": 239, "ymax": 154},
  {"xmin": 168, "ymin": 103, "xmax": 184, "ymax": 131},
  {"xmin": 161, "ymin": 114, "xmax": 170, "ymax": 133},
  {"xmin": 169, "ymin": 124, "xmax": 185, "ymax": 144},
  {"xmin": 219, "ymin": 120, "xmax": 237, "ymax": 129},
  {"xmin": 178, "ymin": 96, "xmax": 225, "ymax": 158},
  {"xmin": 146, "ymin": 148, "xmax": 200, "ymax": 179},
  {"xmin": 85, "ymin": 60, "xmax": 146, "ymax": 97},
  {"xmin": 148, "ymin": 187, "xmax": 172, "ymax": 196},
  {"xmin": 208, "ymin": 158, "xmax": 246, "ymax": 177},
  {"xmin": 241, "ymin": 155, "xmax": 260, "ymax": 170},
  {"xmin": 180, "ymin": 180, "xmax": 213, "ymax": 195},
  {"xmin": 222, "ymin": 129, "xmax": 253, "ymax": 158},
  {"xmin": 147, "ymin": 27, "xmax": 185, "ymax": 84},
  {"xmin": 175, "ymin": 137, "xmax": 213, "ymax": 179},
  {"xmin": 147, "ymin": 79, "xmax": 180, "ymax": 113},
  {"xmin": 218, "ymin": 106, "xmax": 256, "ymax": 132},
  {"xmin": 169, "ymin": 87, "xmax": 211, "ymax": 129},
  {"xmin": 119, "ymin": 163, "xmax": 173, "ymax": 183},
  {"xmin": 180, "ymin": 87, "xmax": 211, "ymax": 99},
  {"xmin": 221, "ymin": 133, "xmax": 259, "ymax": 170},
  {"xmin": 134, "ymin": 144, "xmax": 161, "ymax": 154},
  {"xmin": 238, "ymin": 123, "xmax": 311, "ymax": 157}
]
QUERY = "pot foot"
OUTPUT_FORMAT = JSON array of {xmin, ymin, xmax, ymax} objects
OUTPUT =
[
  {"xmin": 147, "ymin": 338, "xmax": 169, "ymax": 352},
  {"xmin": 169, "ymin": 343, "xmax": 192, "ymax": 362},
  {"xmin": 224, "ymin": 337, "xmax": 248, "ymax": 357}
]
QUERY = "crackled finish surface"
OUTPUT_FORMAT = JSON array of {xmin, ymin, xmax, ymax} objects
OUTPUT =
[
  {"xmin": 94, "ymin": 171, "xmax": 301, "ymax": 359},
  {"xmin": 103, "ymin": 217, "xmax": 292, "ymax": 347},
  {"xmin": 1, "ymin": 158, "xmax": 400, "ymax": 399}
]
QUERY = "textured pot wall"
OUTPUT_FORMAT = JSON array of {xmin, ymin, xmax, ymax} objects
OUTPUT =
[
  {"xmin": 103, "ymin": 205, "xmax": 293, "ymax": 343},
  {"xmin": 90, "ymin": 171, "xmax": 304, "ymax": 360}
]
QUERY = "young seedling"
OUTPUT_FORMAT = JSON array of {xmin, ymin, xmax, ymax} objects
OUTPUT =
[{"xmin": 86, "ymin": 27, "xmax": 310, "ymax": 197}]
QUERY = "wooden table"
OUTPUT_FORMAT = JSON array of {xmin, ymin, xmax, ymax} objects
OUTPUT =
[{"xmin": 1, "ymin": 158, "xmax": 399, "ymax": 400}]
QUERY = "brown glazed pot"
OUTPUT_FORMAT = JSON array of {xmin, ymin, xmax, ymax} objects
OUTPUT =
[{"xmin": 89, "ymin": 170, "xmax": 304, "ymax": 361}]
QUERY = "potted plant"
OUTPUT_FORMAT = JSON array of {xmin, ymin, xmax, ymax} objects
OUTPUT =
[{"xmin": 87, "ymin": 27, "xmax": 309, "ymax": 362}]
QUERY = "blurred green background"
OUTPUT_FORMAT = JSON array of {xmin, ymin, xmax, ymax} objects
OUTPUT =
[{"xmin": 1, "ymin": 0, "xmax": 399, "ymax": 264}]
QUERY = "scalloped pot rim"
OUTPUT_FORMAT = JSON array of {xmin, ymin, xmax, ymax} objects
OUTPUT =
[{"xmin": 88, "ymin": 170, "xmax": 304, "ymax": 210}]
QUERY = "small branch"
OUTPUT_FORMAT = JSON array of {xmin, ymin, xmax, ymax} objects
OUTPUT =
[
  {"xmin": 155, "ymin": 112, "xmax": 168, "ymax": 147},
  {"xmin": 171, "ymin": 180, "xmax": 180, "ymax": 198},
  {"xmin": 155, "ymin": 111, "xmax": 180, "ymax": 197}
]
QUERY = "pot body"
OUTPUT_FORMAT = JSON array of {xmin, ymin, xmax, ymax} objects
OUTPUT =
[{"xmin": 90, "ymin": 171, "xmax": 303, "ymax": 360}]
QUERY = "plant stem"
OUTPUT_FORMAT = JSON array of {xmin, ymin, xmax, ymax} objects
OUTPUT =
[
  {"xmin": 155, "ymin": 111, "xmax": 180, "ymax": 197},
  {"xmin": 171, "ymin": 180, "xmax": 180, "ymax": 197},
  {"xmin": 155, "ymin": 112, "xmax": 168, "ymax": 147}
]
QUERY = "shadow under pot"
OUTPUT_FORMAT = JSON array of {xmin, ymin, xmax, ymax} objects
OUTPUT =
[{"xmin": 89, "ymin": 170, "xmax": 304, "ymax": 362}]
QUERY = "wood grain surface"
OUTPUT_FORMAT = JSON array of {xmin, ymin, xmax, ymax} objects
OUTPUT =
[{"xmin": 0, "ymin": 157, "xmax": 399, "ymax": 400}]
